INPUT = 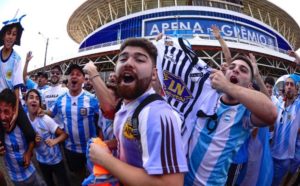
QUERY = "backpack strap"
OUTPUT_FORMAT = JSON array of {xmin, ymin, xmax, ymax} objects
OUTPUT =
[{"xmin": 131, "ymin": 94, "xmax": 164, "ymax": 140}]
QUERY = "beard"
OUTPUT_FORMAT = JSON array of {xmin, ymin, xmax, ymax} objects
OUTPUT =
[
  {"xmin": 116, "ymin": 75, "xmax": 152, "ymax": 100},
  {"xmin": 51, "ymin": 77, "xmax": 59, "ymax": 85},
  {"xmin": 285, "ymin": 91, "xmax": 295, "ymax": 100}
]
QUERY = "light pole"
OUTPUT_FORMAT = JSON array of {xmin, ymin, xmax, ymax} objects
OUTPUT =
[{"xmin": 38, "ymin": 32, "xmax": 49, "ymax": 71}]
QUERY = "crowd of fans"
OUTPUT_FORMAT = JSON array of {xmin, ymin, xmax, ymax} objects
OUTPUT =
[{"xmin": 0, "ymin": 14, "xmax": 299, "ymax": 186}]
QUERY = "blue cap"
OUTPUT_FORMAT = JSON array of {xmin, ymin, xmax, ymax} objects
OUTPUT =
[{"xmin": 288, "ymin": 74, "xmax": 300, "ymax": 85}]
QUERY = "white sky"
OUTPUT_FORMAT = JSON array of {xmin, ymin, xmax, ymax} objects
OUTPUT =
[{"xmin": 0, "ymin": 0, "xmax": 299, "ymax": 71}]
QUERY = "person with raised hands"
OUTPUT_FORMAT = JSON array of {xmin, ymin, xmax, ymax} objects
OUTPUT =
[{"xmin": 185, "ymin": 55, "xmax": 277, "ymax": 186}]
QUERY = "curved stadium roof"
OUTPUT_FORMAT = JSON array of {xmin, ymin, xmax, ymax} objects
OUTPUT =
[{"xmin": 67, "ymin": 0, "xmax": 300, "ymax": 50}]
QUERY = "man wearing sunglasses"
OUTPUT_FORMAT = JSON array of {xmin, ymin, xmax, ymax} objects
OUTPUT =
[
  {"xmin": 185, "ymin": 55, "xmax": 277, "ymax": 186},
  {"xmin": 43, "ymin": 65, "xmax": 68, "ymax": 128},
  {"xmin": 271, "ymin": 74, "xmax": 300, "ymax": 185}
]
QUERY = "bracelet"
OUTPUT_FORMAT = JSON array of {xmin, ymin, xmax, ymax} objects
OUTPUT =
[{"xmin": 90, "ymin": 74, "xmax": 101, "ymax": 81}]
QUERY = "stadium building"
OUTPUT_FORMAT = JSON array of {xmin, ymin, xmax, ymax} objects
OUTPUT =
[{"xmin": 31, "ymin": 0, "xmax": 300, "ymax": 80}]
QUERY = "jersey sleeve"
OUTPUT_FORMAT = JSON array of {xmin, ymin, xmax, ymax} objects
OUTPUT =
[
  {"xmin": 90, "ymin": 96, "xmax": 99, "ymax": 114},
  {"xmin": 12, "ymin": 54, "xmax": 24, "ymax": 88},
  {"xmin": 43, "ymin": 115, "xmax": 59, "ymax": 134},
  {"xmin": 139, "ymin": 101, "xmax": 188, "ymax": 175}
]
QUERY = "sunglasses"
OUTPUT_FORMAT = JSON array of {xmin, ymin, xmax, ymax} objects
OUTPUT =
[{"xmin": 51, "ymin": 71, "xmax": 61, "ymax": 75}]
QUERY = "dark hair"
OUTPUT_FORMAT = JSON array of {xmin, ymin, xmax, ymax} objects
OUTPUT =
[
  {"xmin": 264, "ymin": 76, "xmax": 275, "ymax": 86},
  {"xmin": 232, "ymin": 55, "xmax": 254, "ymax": 80},
  {"xmin": 0, "ymin": 88, "xmax": 17, "ymax": 107},
  {"xmin": 120, "ymin": 38, "xmax": 158, "ymax": 65},
  {"xmin": 0, "ymin": 23, "xmax": 23, "ymax": 46},
  {"xmin": 37, "ymin": 72, "xmax": 49, "ymax": 79},
  {"xmin": 51, "ymin": 65, "xmax": 62, "ymax": 74},
  {"xmin": 25, "ymin": 89, "xmax": 42, "ymax": 107}
]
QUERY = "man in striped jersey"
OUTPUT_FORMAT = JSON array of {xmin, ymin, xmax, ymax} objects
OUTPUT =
[
  {"xmin": 271, "ymin": 74, "xmax": 300, "ymax": 186},
  {"xmin": 184, "ymin": 56, "xmax": 277, "ymax": 185},
  {"xmin": 0, "ymin": 89, "xmax": 46, "ymax": 186},
  {"xmin": 46, "ymin": 64, "xmax": 100, "ymax": 184},
  {"xmin": 87, "ymin": 38, "xmax": 188, "ymax": 186}
]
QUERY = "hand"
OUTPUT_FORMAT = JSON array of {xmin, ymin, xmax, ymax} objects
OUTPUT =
[
  {"xmin": 248, "ymin": 53, "xmax": 259, "ymax": 78},
  {"xmin": 211, "ymin": 25, "xmax": 221, "ymax": 40},
  {"xmin": 45, "ymin": 138, "xmax": 57, "ymax": 147},
  {"xmin": 25, "ymin": 51, "xmax": 33, "ymax": 63},
  {"xmin": 8, "ymin": 112, "xmax": 18, "ymax": 132},
  {"xmin": 37, "ymin": 107, "xmax": 45, "ymax": 117},
  {"xmin": 210, "ymin": 69, "xmax": 230, "ymax": 92},
  {"xmin": 155, "ymin": 33, "xmax": 164, "ymax": 41},
  {"xmin": 288, "ymin": 50, "xmax": 297, "ymax": 57},
  {"xmin": 35, "ymin": 134, "xmax": 42, "ymax": 145},
  {"xmin": 0, "ymin": 141, "xmax": 5, "ymax": 156},
  {"xmin": 23, "ymin": 151, "xmax": 32, "ymax": 168},
  {"xmin": 83, "ymin": 61, "xmax": 98, "ymax": 75},
  {"xmin": 288, "ymin": 50, "xmax": 300, "ymax": 64},
  {"xmin": 89, "ymin": 142, "xmax": 111, "ymax": 166}
]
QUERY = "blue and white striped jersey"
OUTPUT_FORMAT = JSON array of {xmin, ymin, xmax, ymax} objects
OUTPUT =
[
  {"xmin": 0, "ymin": 49, "xmax": 24, "ymax": 91},
  {"xmin": 51, "ymin": 90, "xmax": 99, "ymax": 153},
  {"xmin": 236, "ymin": 127, "xmax": 273, "ymax": 186},
  {"xmin": 29, "ymin": 114, "xmax": 62, "ymax": 165},
  {"xmin": 155, "ymin": 38, "xmax": 219, "ymax": 152},
  {"xmin": 98, "ymin": 110, "xmax": 114, "ymax": 141},
  {"xmin": 185, "ymin": 98, "xmax": 252, "ymax": 186},
  {"xmin": 4, "ymin": 126, "xmax": 36, "ymax": 182},
  {"xmin": 271, "ymin": 98, "xmax": 300, "ymax": 159},
  {"xmin": 114, "ymin": 88, "xmax": 188, "ymax": 175}
]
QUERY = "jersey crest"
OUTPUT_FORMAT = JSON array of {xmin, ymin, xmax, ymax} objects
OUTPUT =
[{"xmin": 163, "ymin": 70, "xmax": 193, "ymax": 103}]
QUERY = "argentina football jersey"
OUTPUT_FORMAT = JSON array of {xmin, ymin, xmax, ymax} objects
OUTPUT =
[
  {"xmin": 0, "ymin": 50, "xmax": 23, "ymax": 91},
  {"xmin": 4, "ymin": 126, "xmax": 36, "ymax": 182},
  {"xmin": 271, "ymin": 98, "xmax": 300, "ymax": 159},
  {"xmin": 29, "ymin": 114, "xmax": 62, "ymax": 165},
  {"xmin": 185, "ymin": 99, "xmax": 252, "ymax": 185},
  {"xmin": 51, "ymin": 90, "xmax": 99, "ymax": 153}
]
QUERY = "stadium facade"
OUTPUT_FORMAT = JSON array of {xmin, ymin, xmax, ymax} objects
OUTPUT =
[{"xmin": 31, "ymin": 0, "xmax": 300, "ymax": 79}]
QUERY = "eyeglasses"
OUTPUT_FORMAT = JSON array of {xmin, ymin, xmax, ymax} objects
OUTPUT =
[
  {"xmin": 197, "ymin": 110, "xmax": 218, "ymax": 134},
  {"xmin": 51, "ymin": 71, "xmax": 61, "ymax": 75}
]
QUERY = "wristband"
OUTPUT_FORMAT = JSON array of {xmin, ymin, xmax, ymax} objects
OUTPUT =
[{"xmin": 90, "ymin": 74, "xmax": 101, "ymax": 81}]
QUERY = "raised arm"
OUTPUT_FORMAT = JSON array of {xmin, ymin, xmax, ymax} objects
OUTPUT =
[
  {"xmin": 288, "ymin": 50, "xmax": 300, "ymax": 73},
  {"xmin": 83, "ymin": 61, "xmax": 117, "ymax": 119},
  {"xmin": 212, "ymin": 25, "xmax": 232, "ymax": 65},
  {"xmin": 248, "ymin": 53, "xmax": 269, "ymax": 97},
  {"xmin": 210, "ymin": 69, "xmax": 277, "ymax": 126},
  {"xmin": 23, "ymin": 51, "xmax": 33, "ymax": 83}
]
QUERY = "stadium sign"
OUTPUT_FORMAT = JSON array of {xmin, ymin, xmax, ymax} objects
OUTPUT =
[{"xmin": 143, "ymin": 16, "xmax": 277, "ymax": 48}]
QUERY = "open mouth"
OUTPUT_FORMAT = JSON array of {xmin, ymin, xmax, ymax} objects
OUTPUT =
[
  {"xmin": 122, "ymin": 73, "xmax": 135, "ymax": 84},
  {"xmin": 71, "ymin": 80, "xmax": 78, "ymax": 86},
  {"xmin": 230, "ymin": 76, "xmax": 238, "ymax": 84},
  {"xmin": 2, "ymin": 122, "xmax": 10, "ymax": 130}
]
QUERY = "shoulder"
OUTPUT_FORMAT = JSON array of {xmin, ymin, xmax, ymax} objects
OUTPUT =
[{"xmin": 140, "ymin": 99, "xmax": 178, "ymax": 121}]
